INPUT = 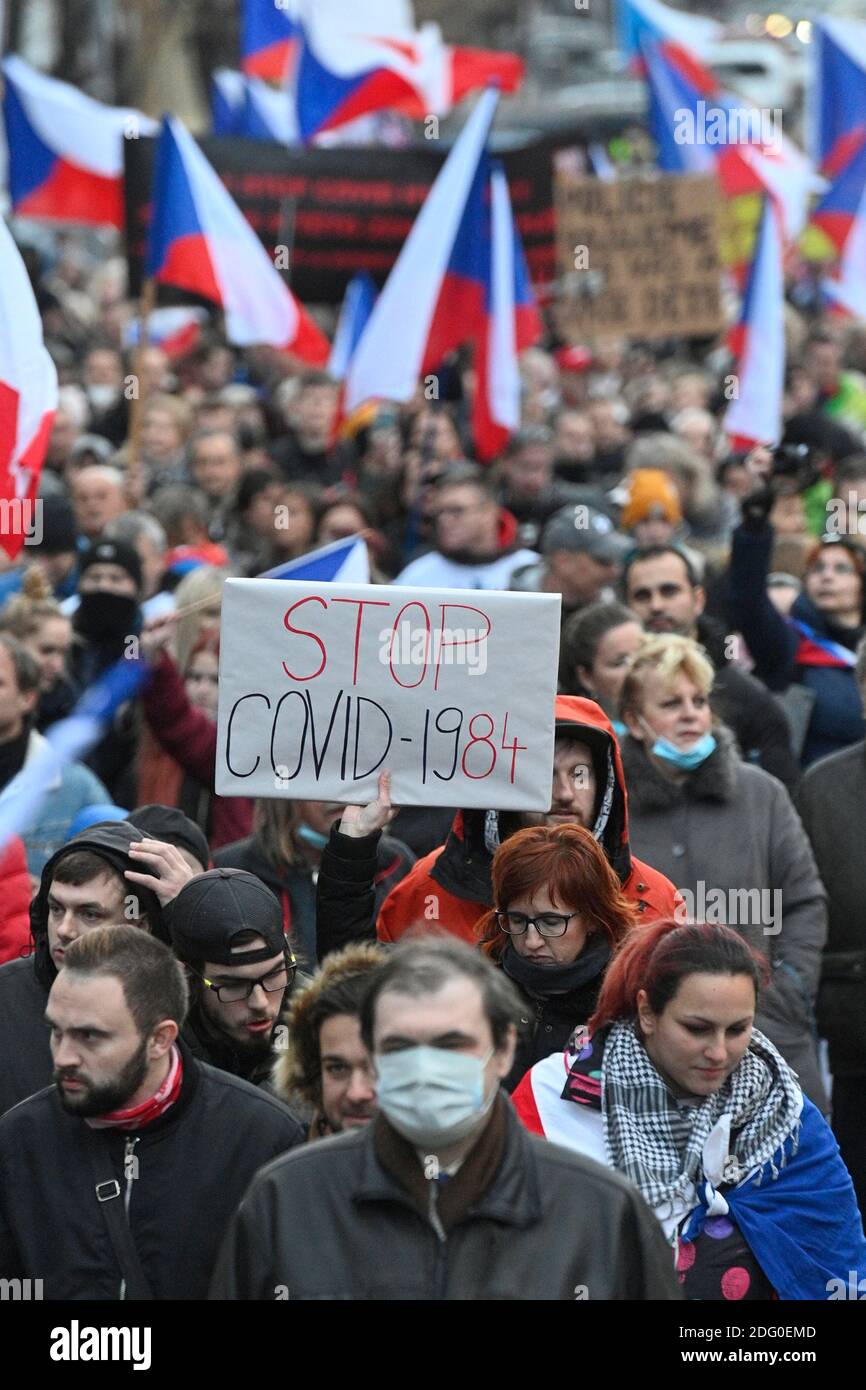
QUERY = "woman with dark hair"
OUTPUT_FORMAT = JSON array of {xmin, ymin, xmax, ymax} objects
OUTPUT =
[
  {"xmin": 513, "ymin": 918, "xmax": 866, "ymax": 1300},
  {"xmin": 476, "ymin": 823, "xmax": 635, "ymax": 1090},
  {"xmin": 558, "ymin": 601, "xmax": 644, "ymax": 729}
]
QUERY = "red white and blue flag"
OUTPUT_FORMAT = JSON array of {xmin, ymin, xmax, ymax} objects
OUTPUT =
[
  {"xmin": 473, "ymin": 164, "xmax": 542, "ymax": 462},
  {"xmin": 0, "ymin": 218, "xmax": 58, "ymax": 560},
  {"xmin": 145, "ymin": 117, "xmax": 328, "ymax": 365},
  {"xmin": 1, "ymin": 55, "xmax": 156, "ymax": 228},
  {"xmin": 640, "ymin": 37, "xmax": 816, "ymax": 243},
  {"xmin": 344, "ymin": 87, "xmax": 497, "ymax": 414},
  {"xmin": 811, "ymin": 18, "xmax": 866, "ymax": 177},
  {"xmin": 811, "ymin": 127, "xmax": 866, "ymax": 256},
  {"xmin": 616, "ymin": 0, "xmax": 720, "ymax": 71},
  {"xmin": 820, "ymin": 143, "xmax": 866, "ymax": 320},
  {"xmin": 123, "ymin": 307, "xmax": 209, "ymax": 361},
  {"xmin": 723, "ymin": 199, "xmax": 785, "ymax": 450},
  {"xmin": 328, "ymin": 273, "xmax": 378, "ymax": 381},
  {"xmin": 295, "ymin": 15, "xmax": 522, "ymax": 144},
  {"xmin": 241, "ymin": 0, "xmax": 301, "ymax": 81},
  {"xmin": 211, "ymin": 69, "xmax": 298, "ymax": 142}
]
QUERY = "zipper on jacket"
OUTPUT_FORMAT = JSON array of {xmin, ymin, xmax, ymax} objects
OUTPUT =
[
  {"xmin": 119, "ymin": 1136, "xmax": 140, "ymax": 1302},
  {"xmin": 427, "ymin": 1180, "xmax": 448, "ymax": 1299}
]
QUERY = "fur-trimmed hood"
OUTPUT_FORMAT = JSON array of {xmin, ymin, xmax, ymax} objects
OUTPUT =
[{"xmin": 618, "ymin": 724, "xmax": 741, "ymax": 814}]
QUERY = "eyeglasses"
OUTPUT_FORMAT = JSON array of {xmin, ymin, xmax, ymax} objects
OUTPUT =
[
  {"xmin": 193, "ymin": 958, "xmax": 295, "ymax": 1004},
  {"xmin": 495, "ymin": 911, "xmax": 580, "ymax": 939}
]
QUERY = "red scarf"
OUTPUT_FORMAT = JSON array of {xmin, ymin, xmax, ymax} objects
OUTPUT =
[{"xmin": 86, "ymin": 1046, "xmax": 183, "ymax": 1131}]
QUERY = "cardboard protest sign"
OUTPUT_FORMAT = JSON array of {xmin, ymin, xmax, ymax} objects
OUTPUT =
[
  {"xmin": 215, "ymin": 579, "xmax": 561, "ymax": 809},
  {"xmin": 554, "ymin": 172, "xmax": 723, "ymax": 340}
]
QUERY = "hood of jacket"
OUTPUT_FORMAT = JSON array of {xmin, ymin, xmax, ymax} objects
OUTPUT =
[
  {"xmin": 619, "ymin": 723, "xmax": 740, "ymax": 815},
  {"xmin": 30, "ymin": 819, "xmax": 164, "ymax": 991},
  {"xmin": 430, "ymin": 696, "xmax": 633, "ymax": 905}
]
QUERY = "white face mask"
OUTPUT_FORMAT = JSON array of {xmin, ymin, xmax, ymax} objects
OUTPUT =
[{"xmin": 375, "ymin": 1044, "xmax": 497, "ymax": 1149}]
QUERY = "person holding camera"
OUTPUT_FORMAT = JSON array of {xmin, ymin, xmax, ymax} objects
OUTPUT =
[{"xmin": 727, "ymin": 445, "xmax": 866, "ymax": 765}]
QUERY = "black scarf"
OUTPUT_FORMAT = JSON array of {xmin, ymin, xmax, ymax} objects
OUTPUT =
[{"xmin": 501, "ymin": 932, "xmax": 611, "ymax": 999}]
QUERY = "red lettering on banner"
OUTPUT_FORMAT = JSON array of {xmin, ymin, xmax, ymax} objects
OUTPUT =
[{"xmin": 282, "ymin": 596, "xmax": 328, "ymax": 681}]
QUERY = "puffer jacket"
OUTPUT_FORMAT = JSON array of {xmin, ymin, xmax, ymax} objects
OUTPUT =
[
  {"xmin": 620, "ymin": 725, "xmax": 829, "ymax": 1110},
  {"xmin": 0, "ymin": 836, "xmax": 31, "ymax": 966},
  {"xmin": 210, "ymin": 1095, "xmax": 681, "ymax": 1301},
  {"xmin": 0, "ymin": 821, "xmax": 165, "ymax": 1118},
  {"xmin": 374, "ymin": 697, "xmax": 678, "ymax": 946}
]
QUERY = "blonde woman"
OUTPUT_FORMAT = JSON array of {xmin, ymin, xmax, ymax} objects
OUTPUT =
[{"xmin": 617, "ymin": 633, "xmax": 828, "ymax": 1110}]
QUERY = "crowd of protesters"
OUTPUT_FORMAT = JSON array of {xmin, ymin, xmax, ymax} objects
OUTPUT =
[{"xmin": 1, "ymin": 230, "xmax": 866, "ymax": 1300}]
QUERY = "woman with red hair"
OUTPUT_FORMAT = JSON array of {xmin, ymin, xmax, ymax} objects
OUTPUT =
[
  {"xmin": 513, "ymin": 918, "xmax": 866, "ymax": 1300},
  {"xmin": 477, "ymin": 823, "xmax": 635, "ymax": 1090}
]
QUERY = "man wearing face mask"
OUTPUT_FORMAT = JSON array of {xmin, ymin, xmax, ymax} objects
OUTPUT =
[
  {"xmin": 211, "ymin": 935, "xmax": 680, "ymax": 1301},
  {"xmin": 69, "ymin": 538, "xmax": 144, "ymax": 802},
  {"xmin": 618, "ymin": 634, "xmax": 828, "ymax": 1110}
]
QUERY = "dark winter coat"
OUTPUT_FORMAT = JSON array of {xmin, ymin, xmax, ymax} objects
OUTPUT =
[
  {"xmin": 210, "ymin": 1095, "xmax": 681, "ymax": 1301},
  {"xmin": 797, "ymin": 739, "xmax": 866, "ymax": 1077},
  {"xmin": 0, "ymin": 1040, "xmax": 304, "ymax": 1299}
]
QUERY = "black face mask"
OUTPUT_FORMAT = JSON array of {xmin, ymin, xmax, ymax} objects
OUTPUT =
[{"xmin": 75, "ymin": 591, "xmax": 140, "ymax": 643}]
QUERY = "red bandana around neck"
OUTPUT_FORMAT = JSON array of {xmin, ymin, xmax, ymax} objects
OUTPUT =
[{"xmin": 85, "ymin": 1045, "xmax": 183, "ymax": 1131}]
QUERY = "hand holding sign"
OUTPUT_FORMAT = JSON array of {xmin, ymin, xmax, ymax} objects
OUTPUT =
[
  {"xmin": 215, "ymin": 579, "xmax": 560, "ymax": 809},
  {"xmin": 340, "ymin": 770, "xmax": 397, "ymax": 839}
]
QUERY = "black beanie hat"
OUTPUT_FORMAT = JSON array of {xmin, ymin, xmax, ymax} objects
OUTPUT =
[{"xmin": 78, "ymin": 537, "xmax": 143, "ymax": 593}]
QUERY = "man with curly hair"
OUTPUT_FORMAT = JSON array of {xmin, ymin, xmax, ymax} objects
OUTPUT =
[{"xmin": 273, "ymin": 942, "xmax": 385, "ymax": 1139}]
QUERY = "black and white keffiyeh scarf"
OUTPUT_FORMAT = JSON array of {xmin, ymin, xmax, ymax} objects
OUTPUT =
[{"xmin": 601, "ymin": 1020, "xmax": 802, "ymax": 1215}]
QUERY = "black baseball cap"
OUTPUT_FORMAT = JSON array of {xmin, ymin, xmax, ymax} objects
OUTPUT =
[
  {"xmin": 166, "ymin": 868, "xmax": 290, "ymax": 967},
  {"xmin": 131, "ymin": 805, "xmax": 210, "ymax": 873}
]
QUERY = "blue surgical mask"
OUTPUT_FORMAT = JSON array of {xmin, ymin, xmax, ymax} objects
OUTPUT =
[
  {"xmin": 297, "ymin": 823, "xmax": 329, "ymax": 850},
  {"xmin": 651, "ymin": 731, "xmax": 717, "ymax": 771},
  {"xmin": 376, "ymin": 1045, "xmax": 496, "ymax": 1148},
  {"xmin": 611, "ymin": 719, "xmax": 628, "ymax": 738}
]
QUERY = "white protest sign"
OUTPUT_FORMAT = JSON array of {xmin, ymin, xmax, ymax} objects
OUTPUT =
[{"xmin": 215, "ymin": 578, "xmax": 561, "ymax": 809}]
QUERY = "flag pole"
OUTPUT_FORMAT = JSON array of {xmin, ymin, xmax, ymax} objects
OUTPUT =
[{"xmin": 126, "ymin": 276, "xmax": 157, "ymax": 499}]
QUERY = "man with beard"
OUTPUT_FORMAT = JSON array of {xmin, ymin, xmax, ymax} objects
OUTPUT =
[
  {"xmin": 623, "ymin": 546, "xmax": 798, "ymax": 788},
  {"xmin": 273, "ymin": 943, "xmax": 384, "ymax": 1138},
  {"xmin": 0, "ymin": 926, "xmax": 303, "ymax": 1298},
  {"xmin": 166, "ymin": 869, "xmax": 299, "ymax": 1086}
]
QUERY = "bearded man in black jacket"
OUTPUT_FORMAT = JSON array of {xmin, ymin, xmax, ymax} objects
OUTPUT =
[{"xmin": 0, "ymin": 926, "xmax": 302, "ymax": 1299}]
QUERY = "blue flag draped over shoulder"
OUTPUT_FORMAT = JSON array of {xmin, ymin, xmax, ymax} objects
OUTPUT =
[
  {"xmin": 684, "ymin": 1098, "xmax": 866, "ymax": 1300},
  {"xmin": 0, "ymin": 658, "xmax": 149, "ymax": 854}
]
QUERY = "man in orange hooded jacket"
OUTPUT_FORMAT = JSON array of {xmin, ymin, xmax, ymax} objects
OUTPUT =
[{"xmin": 316, "ymin": 697, "xmax": 677, "ymax": 960}]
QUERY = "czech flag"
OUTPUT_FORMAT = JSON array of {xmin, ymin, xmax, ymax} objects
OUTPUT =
[
  {"xmin": 241, "ymin": 0, "xmax": 301, "ymax": 82},
  {"xmin": 820, "ymin": 142, "xmax": 866, "ymax": 320},
  {"xmin": 295, "ymin": 16, "xmax": 522, "ymax": 143},
  {"xmin": 640, "ymin": 37, "xmax": 817, "ymax": 243},
  {"xmin": 811, "ymin": 129, "xmax": 866, "ymax": 255},
  {"xmin": 473, "ymin": 164, "xmax": 542, "ymax": 463},
  {"xmin": 145, "ymin": 117, "xmax": 329, "ymax": 366},
  {"xmin": 0, "ymin": 217, "xmax": 58, "ymax": 561},
  {"xmin": 260, "ymin": 535, "xmax": 370, "ymax": 583},
  {"xmin": 723, "ymin": 199, "xmax": 785, "ymax": 450},
  {"xmin": 212, "ymin": 69, "xmax": 246, "ymax": 135},
  {"xmin": 123, "ymin": 307, "xmax": 209, "ymax": 361},
  {"xmin": 811, "ymin": 18, "xmax": 866, "ymax": 178},
  {"xmin": 1, "ymin": 55, "xmax": 156, "ymax": 229},
  {"xmin": 344, "ymin": 86, "xmax": 498, "ymax": 415},
  {"xmin": 328, "ymin": 273, "xmax": 378, "ymax": 381},
  {"xmin": 616, "ymin": 0, "xmax": 720, "ymax": 71}
]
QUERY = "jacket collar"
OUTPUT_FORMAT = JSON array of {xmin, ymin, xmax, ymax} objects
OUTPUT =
[
  {"xmin": 619, "ymin": 725, "xmax": 740, "ymax": 813},
  {"xmin": 353, "ymin": 1094, "xmax": 542, "ymax": 1232}
]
